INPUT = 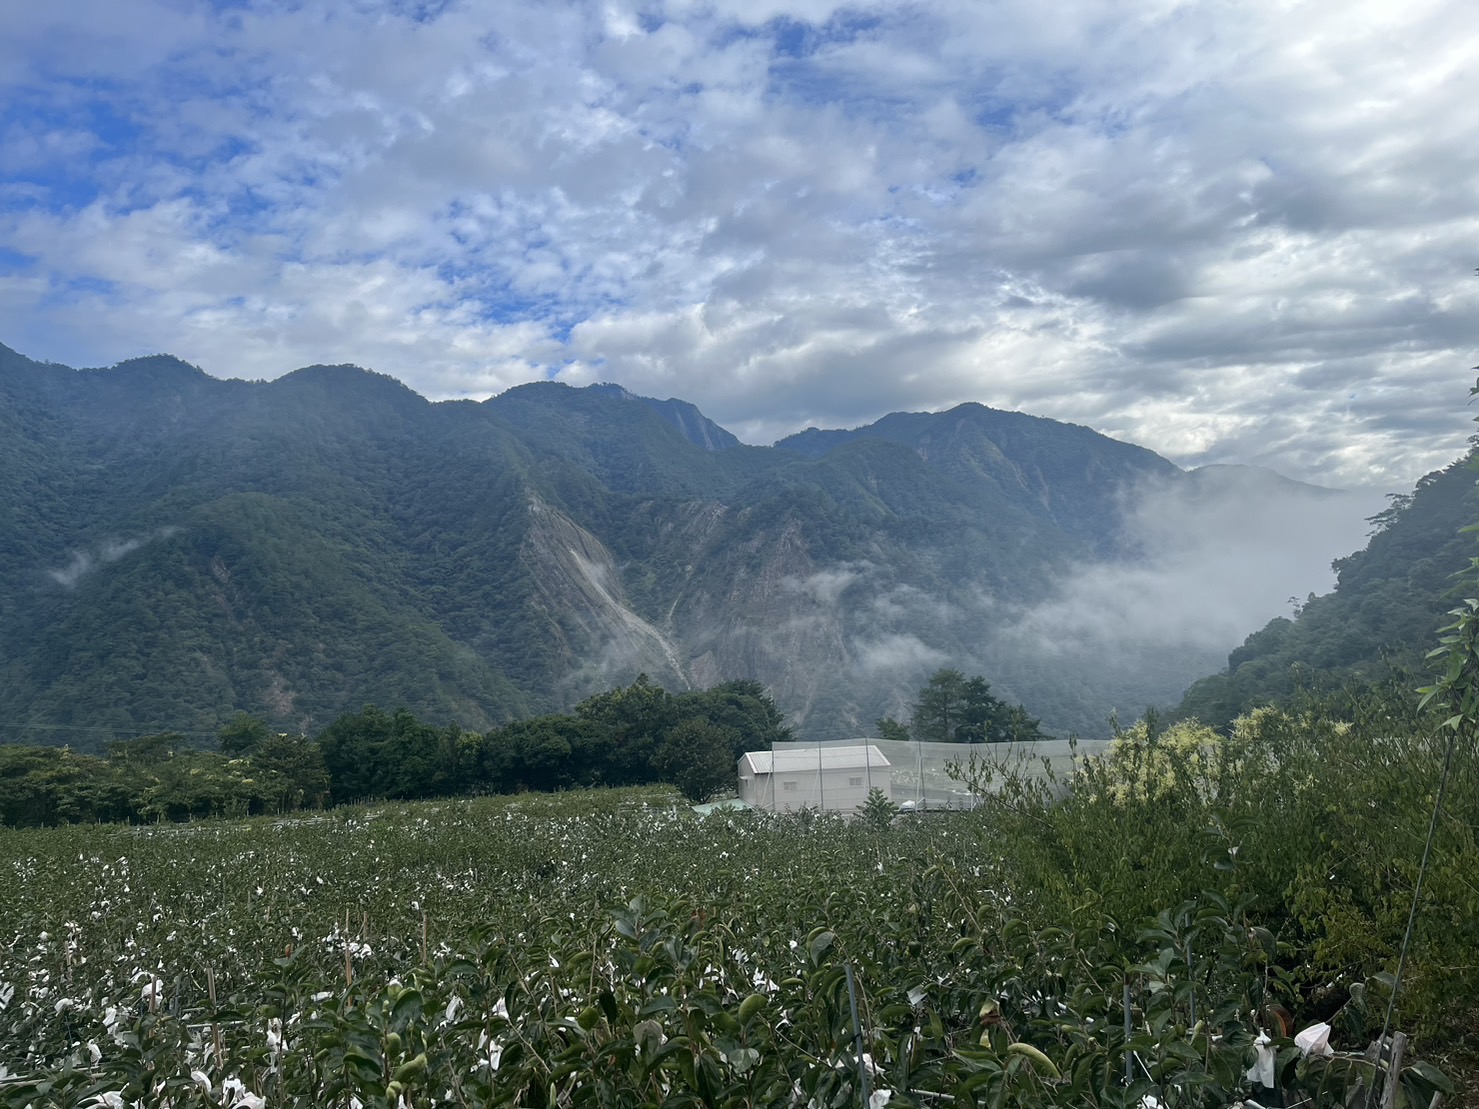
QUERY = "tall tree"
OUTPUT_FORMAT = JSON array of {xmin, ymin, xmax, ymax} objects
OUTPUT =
[
  {"xmin": 875, "ymin": 716, "xmax": 911, "ymax": 744},
  {"xmin": 252, "ymin": 733, "xmax": 330, "ymax": 812},
  {"xmin": 909, "ymin": 669, "xmax": 1048, "ymax": 743},
  {"xmin": 911, "ymin": 669, "xmax": 969, "ymax": 743},
  {"xmin": 219, "ymin": 712, "xmax": 270, "ymax": 757}
]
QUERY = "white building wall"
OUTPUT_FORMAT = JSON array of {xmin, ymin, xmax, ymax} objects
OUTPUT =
[{"xmin": 740, "ymin": 765, "xmax": 893, "ymax": 813}]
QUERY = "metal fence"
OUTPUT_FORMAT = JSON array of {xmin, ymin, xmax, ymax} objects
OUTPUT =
[{"xmin": 756, "ymin": 737, "xmax": 1111, "ymax": 813}]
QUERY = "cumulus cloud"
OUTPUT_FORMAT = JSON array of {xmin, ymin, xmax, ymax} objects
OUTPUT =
[{"xmin": 3, "ymin": 0, "xmax": 1478, "ymax": 488}]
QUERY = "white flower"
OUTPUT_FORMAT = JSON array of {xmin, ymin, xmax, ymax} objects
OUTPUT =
[
  {"xmin": 445, "ymin": 995, "xmax": 463, "ymax": 1022},
  {"xmin": 189, "ymin": 1070, "xmax": 211, "ymax": 1094},
  {"xmin": 87, "ymin": 1040, "xmax": 102, "ymax": 1064},
  {"xmin": 869, "ymin": 1092, "xmax": 893, "ymax": 1109}
]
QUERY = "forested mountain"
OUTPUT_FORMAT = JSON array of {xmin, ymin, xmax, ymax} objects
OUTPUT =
[
  {"xmin": 0, "ymin": 341, "xmax": 1368, "ymax": 747},
  {"xmin": 1178, "ymin": 446, "xmax": 1479, "ymax": 727}
]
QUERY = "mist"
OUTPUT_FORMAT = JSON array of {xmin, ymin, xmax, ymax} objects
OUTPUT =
[
  {"xmin": 785, "ymin": 467, "xmax": 1390, "ymax": 739},
  {"xmin": 985, "ymin": 467, "xmax": 1385, "ymax": 699},
  {"xmin": 45, "ymin": 528, "xmax": 179, "ymax": 589}
]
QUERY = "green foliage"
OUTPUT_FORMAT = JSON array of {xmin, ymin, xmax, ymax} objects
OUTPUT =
[
  {"xmin": 1180, "ymin": 446, "xmax": 1479, "ymax": 727},
  {"xmin": 0, "ymin": 342, "xmax": 1218, "ymax": 745},
  {"xmin": 856, "ymin": 785, "xmax": 898, "ymax": 828},
  {"xmin": 654, "ymin": 717, "xmax": 738, "ymax": 803},
  {"xmin": 0, "ymin": 763, "xmax": 1461, "ymax": 1107},
  {"xmin": 218, "ymin": 712, "xmax": 269, "ymax": 757},
  {"xmin": 908, "ymin": 668, "xmax": 1048, "ymax": 743},
  {"xmin": 1100, "ymin": 714, "xmax": 1224, "ymax": 802},
  {"xmin": 0, "ymin": 679, "xmax": 790, "ymax": 828},
  {"xmin": 876, "ymin": 715, "xmax": 911, "ymax": 743}
]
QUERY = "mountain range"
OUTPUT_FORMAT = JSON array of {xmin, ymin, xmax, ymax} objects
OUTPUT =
[{"xmin": 0, "ymin": 341, "xmax": 1377, "ymax": 748}]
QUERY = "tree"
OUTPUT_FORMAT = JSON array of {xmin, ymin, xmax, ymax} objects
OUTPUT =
[
  {"xmin": 576, "ymin": 675, "xmax": 676, "ymax": 786},
  {"xmin": 909, "ymin": 668, "xmax": 1048, "ymax": 743},
  {"xmin": 857, "ymin": 787, "xmax": 898, "ymax": 829},
  {"xmin": 672, "ymin": 680, "xmax": 792, "ymax": 755},
  {"xmin": 654, "ymin": 717, "xmax": 738, "ymax": 803},
  {"xmin": 219, "ymin": 712, "xmax": 270, "ymax": 757},
  {"xmin": 955, "ymin": 676, "xmax": 1002, "ymax": 743},
  {"xmin": 911, "ymin": 669, "xmax": 969, "ymax": 743},
  {"xmin": 251, "ymin": 733, "xmax": 330, "ymax": 812},
  {"xmin": 875, "ymin": 716, "xmax": 911, "ymax": 743}
]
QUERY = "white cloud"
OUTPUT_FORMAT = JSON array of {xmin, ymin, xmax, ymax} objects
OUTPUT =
[
  {"xmin": 995, "ymin": 470, "xmax": 1386, "ymax": 657},
  {"xmin": 45, "ymin": 528, "xmax": 177, "ymax": 589},
  {"xmin": 4, "ymin": 0, "xmax": 1479, "ymax": 488},
  {"xmin": 852, "ymin": 633, "xmax": 948, "ymax": 677}
]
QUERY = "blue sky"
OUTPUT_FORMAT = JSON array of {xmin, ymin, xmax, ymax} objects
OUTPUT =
[{"xmin": 3, "ymin": 0, "xmax": 1478, "ymax": 489}]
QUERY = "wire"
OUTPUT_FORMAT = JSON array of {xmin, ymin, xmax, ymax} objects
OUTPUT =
[
  {"xmin": 1379, "ymin": 725, "xmax": 1458, "ymax": 1043},
  {"xmin": 0, "ymin": 720, "xmax": 223, "ymax": 738}
]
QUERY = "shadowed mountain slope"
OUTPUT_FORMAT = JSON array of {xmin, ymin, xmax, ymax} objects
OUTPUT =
[{"xmin": 0, "ymin": 342, "xmax": 1372, "ymax": 747}]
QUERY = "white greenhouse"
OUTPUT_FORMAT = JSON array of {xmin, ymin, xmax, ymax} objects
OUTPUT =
[{"xmin": 737, "ymin": 737, "xmax": 1112, "ymax": 814}]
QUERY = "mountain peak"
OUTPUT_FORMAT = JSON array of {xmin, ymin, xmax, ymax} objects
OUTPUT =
[
  {"xmin": 577, "ymin": 381, "xmax": 741, "ymax": 450},
  {"xmin": 491, "ymin": 379, "xmax": 742, "ymax": 452}
]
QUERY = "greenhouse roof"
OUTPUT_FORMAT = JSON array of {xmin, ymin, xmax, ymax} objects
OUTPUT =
[{"xmin": 740, "ymin": 745, "xmax": 891, "ymax": 774}]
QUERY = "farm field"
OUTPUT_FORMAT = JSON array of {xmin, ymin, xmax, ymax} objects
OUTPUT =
[
  {"xmin": 3, "ymin": 788, "xmax": 1023, "ymax": 1108},
  {"xmin": 0, "ymin": 721, "xmax": 1472, "ymax": 1108}
]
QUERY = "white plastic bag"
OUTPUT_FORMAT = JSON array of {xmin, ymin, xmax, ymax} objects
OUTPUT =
[
  {"xmin": 1245, "ymin": 1031, "xmax": 1276, "ymax": 1088},
  {"xmin": 1294, "ymin": 1022, "xmax": 1334, "ymax": 1058}
]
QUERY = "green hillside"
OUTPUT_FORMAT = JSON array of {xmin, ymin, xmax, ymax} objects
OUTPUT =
[
  {"xmin": 0, "ymin": 340, "xmax": 1361, "ymax": 746},
  {"xmin": 1178, "ymin": 447, "xmax": 1479, "ymax": 727}
]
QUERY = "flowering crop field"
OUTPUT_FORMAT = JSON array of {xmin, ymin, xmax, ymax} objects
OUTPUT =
[
  {"xmin": 0, "ymin": 785, "xmax": 1443, "ymax": 1108},
  {"xmin": 1, "ymin": 790, "xmax": 1020, "ymax": 1107}
]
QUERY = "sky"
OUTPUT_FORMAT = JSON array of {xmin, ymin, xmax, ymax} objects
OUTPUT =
[{"xmin": 3, "ymin": 0, "xmax": 1478, "ymax": 491}]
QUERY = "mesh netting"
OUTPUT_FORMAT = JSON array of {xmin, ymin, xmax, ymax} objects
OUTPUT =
[{"xmin": 738, "ymin": 738, "xmax": 1111, "ymax": 812}]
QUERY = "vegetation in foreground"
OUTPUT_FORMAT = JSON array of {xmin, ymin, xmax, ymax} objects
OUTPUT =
[{"xmin": 2, "ymin": 668, "xmax": 1475, "ymax": 1106}]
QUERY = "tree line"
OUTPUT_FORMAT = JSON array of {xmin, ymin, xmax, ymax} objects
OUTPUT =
[{"xmin": 0, "ymin": 677, "xmax": 790, "ymax": 828}]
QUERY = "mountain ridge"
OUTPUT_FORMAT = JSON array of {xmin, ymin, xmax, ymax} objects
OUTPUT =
[{"xmin": 0, "ymin": 342, "xmax": 1372, "ymax": 746}]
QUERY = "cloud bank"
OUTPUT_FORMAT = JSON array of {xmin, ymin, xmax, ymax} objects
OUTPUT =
[
  {"xmin": 4, "ymin": 0, "xmax": 1478, "ymax": 489},
  {"xmin": 996, "ymin": 470, "xmax": 1386, "ymax": 659}
]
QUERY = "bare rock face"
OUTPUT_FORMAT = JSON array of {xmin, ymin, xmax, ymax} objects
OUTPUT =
[{"xmin": 522, "ymin": 497, "xmax": 688, "ymax": 695}]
